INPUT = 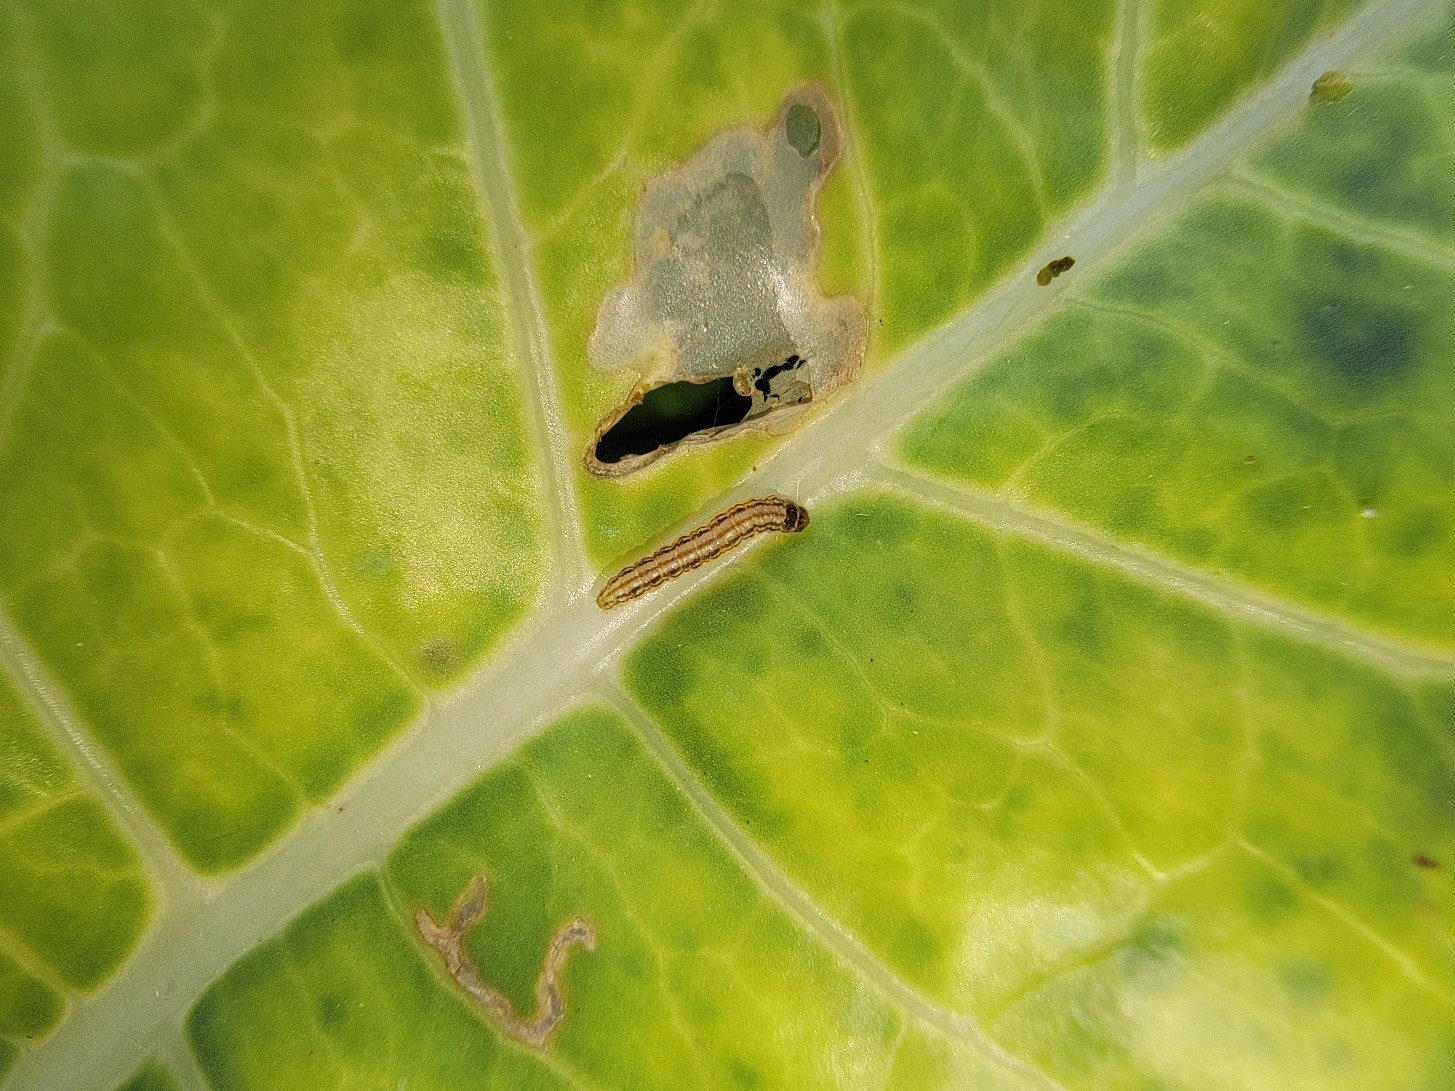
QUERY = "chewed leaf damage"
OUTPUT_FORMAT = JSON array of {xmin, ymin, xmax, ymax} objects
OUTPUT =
[
  {"xmin": 416, "ymin": 874, "xmax": 596, "ymax": 1050},
  {"xmin": 586, "ymin": 85, "xmax": 867, "ymax": 475}
]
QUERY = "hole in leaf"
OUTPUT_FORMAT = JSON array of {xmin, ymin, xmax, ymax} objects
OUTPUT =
[
  {"xmin": 592, "ymin": 377, "xmax": 752, "ymax": 466},
  {"xmin": 583, "ymin": 84, "xmax": 865, "ymax": 476},
  {"xmin": 754, "ymin": 354, "xmax": 803, "ymax": 399}
]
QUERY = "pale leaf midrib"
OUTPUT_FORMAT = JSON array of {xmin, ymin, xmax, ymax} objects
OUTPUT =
[
  {"xmin": 7, "ymin": 0, "xmax": 1449, "ymax": 1086},
  {"xmin": 867, "ymin": 463, "xmax": 1455, "ymax": 679},
  {"xmin": 433, "ymin": 0, "xmax": 589, "ymax": 596},
  {"xmin": 1110, "ymin": 0, "xmax": 1145, "ymax": 180},
  {"xmin": 0, "ymin": 3, "xmax": 63, "ymax": 453},
  {"xmin": 0, "ymin": 605, "xmax": 204, "ymax": 911}
]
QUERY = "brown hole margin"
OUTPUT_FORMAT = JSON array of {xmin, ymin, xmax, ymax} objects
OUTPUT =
[{"xmin": 583, "ymin": 83, "xmax": 866, "ymax": 478}]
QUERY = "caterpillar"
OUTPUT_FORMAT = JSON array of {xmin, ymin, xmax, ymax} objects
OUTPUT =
[{"xmin": 597, "ymin": 495, "xmax": 809, "ymax": 609}]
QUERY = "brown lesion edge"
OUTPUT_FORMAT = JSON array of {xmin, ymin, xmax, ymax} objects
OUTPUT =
[
  {"xmin": 416, "ymin": 873, "xmax": 597, "ymax": 1050},
  {"xmin": 582, "ymin": 83, "xmax": 864, "ymax": 478}
]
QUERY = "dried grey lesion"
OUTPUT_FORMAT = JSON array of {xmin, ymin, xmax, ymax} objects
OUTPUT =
[
  {"xmin": 586, "ymin": 84, "xmax": 867, "ymax": 475},
  {"xmin": 416, "ymin": 874, "xmax": 597, "ymax": 1049}
]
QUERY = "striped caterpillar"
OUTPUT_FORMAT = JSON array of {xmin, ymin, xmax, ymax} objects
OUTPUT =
[{"xmin": 597, "ymin": 496, "xmax": 809, "ymax": 609}]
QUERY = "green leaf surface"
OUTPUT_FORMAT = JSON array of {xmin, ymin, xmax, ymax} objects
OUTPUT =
[
  {"xmin": 2, "ymin": 0, "xmax": 1454, "ymax": 1088},
  {"xmin": 115, "ymin": 1061, "xmax": 180, "ymax": 1091},
  {"xmin": 0, "ymin": 666, "xmax": 150, "ymax": 1080},
  {"xmin": 1142, "ymin": 0, "xmax": 1359, "ymax": 148},
  {"xmin": 0, "ymin": 0, "xmax": 545, "ymax": 873},
  {"xmin": 902, "ymin": 31, "xmax": 1455, "ymax": 651},
  {"xmin": 628, "ymin": 495, "xmax": 1455, "ymax": 1086}
]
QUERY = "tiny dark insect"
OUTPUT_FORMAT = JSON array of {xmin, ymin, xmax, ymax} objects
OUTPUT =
[
  {"xmin": 1036, "ymin": 256, "xmax": 1076, "ymax": 286},
  {"xmin": 597, "ymin": 495, "xmax": 809, "ymax": 609}
]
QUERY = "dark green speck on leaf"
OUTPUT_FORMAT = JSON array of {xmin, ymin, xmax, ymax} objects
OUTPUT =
[
  {"xmin": 1296, "ymin": 286, "xmax": 1418, "ymax": 394},
  {"xmin": 1311, "ymin": 70, "xmax": 1353, "ymax": 103},
  {"xmin": 785, "ymin": 103, "xmax": 820, "ymax": 157}
]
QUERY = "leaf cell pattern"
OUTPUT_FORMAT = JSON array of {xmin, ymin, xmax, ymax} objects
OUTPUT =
[
  {"xmin": 0, "ymin": 671, "xmax": 150, "ymax": 1080},
  {"xmin": 4, "ymin": 0, "xmax": 1455, "ymax": 1089},
  {"xmin": 902, "ymin": 19, "xmax": 1455, "ymax": 656},
  {"xmin": 0, "ymin": 0, "xmax": 548, "ymax": 873}
]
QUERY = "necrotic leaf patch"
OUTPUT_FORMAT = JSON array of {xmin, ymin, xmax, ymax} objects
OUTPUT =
[{"xmin": 586, "ymin": 85, "xmax": 866, "ymax": 475}]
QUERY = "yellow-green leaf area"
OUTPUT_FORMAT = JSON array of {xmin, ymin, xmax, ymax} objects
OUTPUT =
[
  {"xmin": 0, "ymin": 9, "xmax": 32, "ymax": 400},
  {"xmin": 1252, "ymin": 13, "xmax": 1455, "ymax": 249},
  {"xmin": 0, "ymin": 669, "xmax": 151, "ymax": 1072},
  {"xmin": 386, "ymin": 707, "xmax": 1022, "ymax": 1090},
  {"xmin": 838, "ymin": 0, "xmax": 1114, "ymax": 351},
  {"xmin": 624, "ymin": 493, "xmax": 1455, "ymax": 1088},
  {"xmin": 115, "ymin": 1060, "xmax": 179, "ymax": 1091},
  {"xmin": 7, "ymin": 1, "xmax": 1455, "ymax": 1089},
  {"xmin": 998, "ymin": 637, "xmax": 1455, "ymax": 1089},
  {"xmin": 486, "ymin": 0, "xmax": 862, "ymax": 566},
  {"xmin": 902, "ymin": 45, "xmax": 1455, "ymax": 655},
  {"xmin": 994, "ymin": 848, "xmax": 1455, "ymax": 1090},
  {"xmin": 1142, "ymin": 0, "xmax": 1359, "ymax": 150},
  {"xmin": 187, "ymin": 875, "xmax": 569, "ymax": 1091},
  {"xmin": 486, "ymin": 0, "xmax": 1113, "ymax": 565},
  {"xmin": 0, "ymin": 0, "xmax": 549, "ymax": 872},
  {"xmin": 0, "ymin": 956, "xmax": 59, "ymax": 1083}
]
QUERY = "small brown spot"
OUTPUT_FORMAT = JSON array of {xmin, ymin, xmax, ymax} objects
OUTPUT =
[
  {"xmin": 419, "ymin": 637, "xmax": 458, "ymax": 675},
  {"xmin": 1311, "ymin": 70, "xmax": 1353, "ymax": 103},
  {"xmin": 1413, "ymin": 853, "xmax": 1440, "ymax": 870},
  {"xmin": 1036, "ymin": 256, "xmax": 1075, "ymax": 286}
]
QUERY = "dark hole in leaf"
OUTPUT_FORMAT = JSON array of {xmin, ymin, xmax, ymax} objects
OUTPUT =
[
  {"xmin": 594, "ymin": 376, "xmax": 752, "ymax": 465},
  {"xmin": 754, "ymin": 353, "xmax": 805, "ymax": 399}
]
